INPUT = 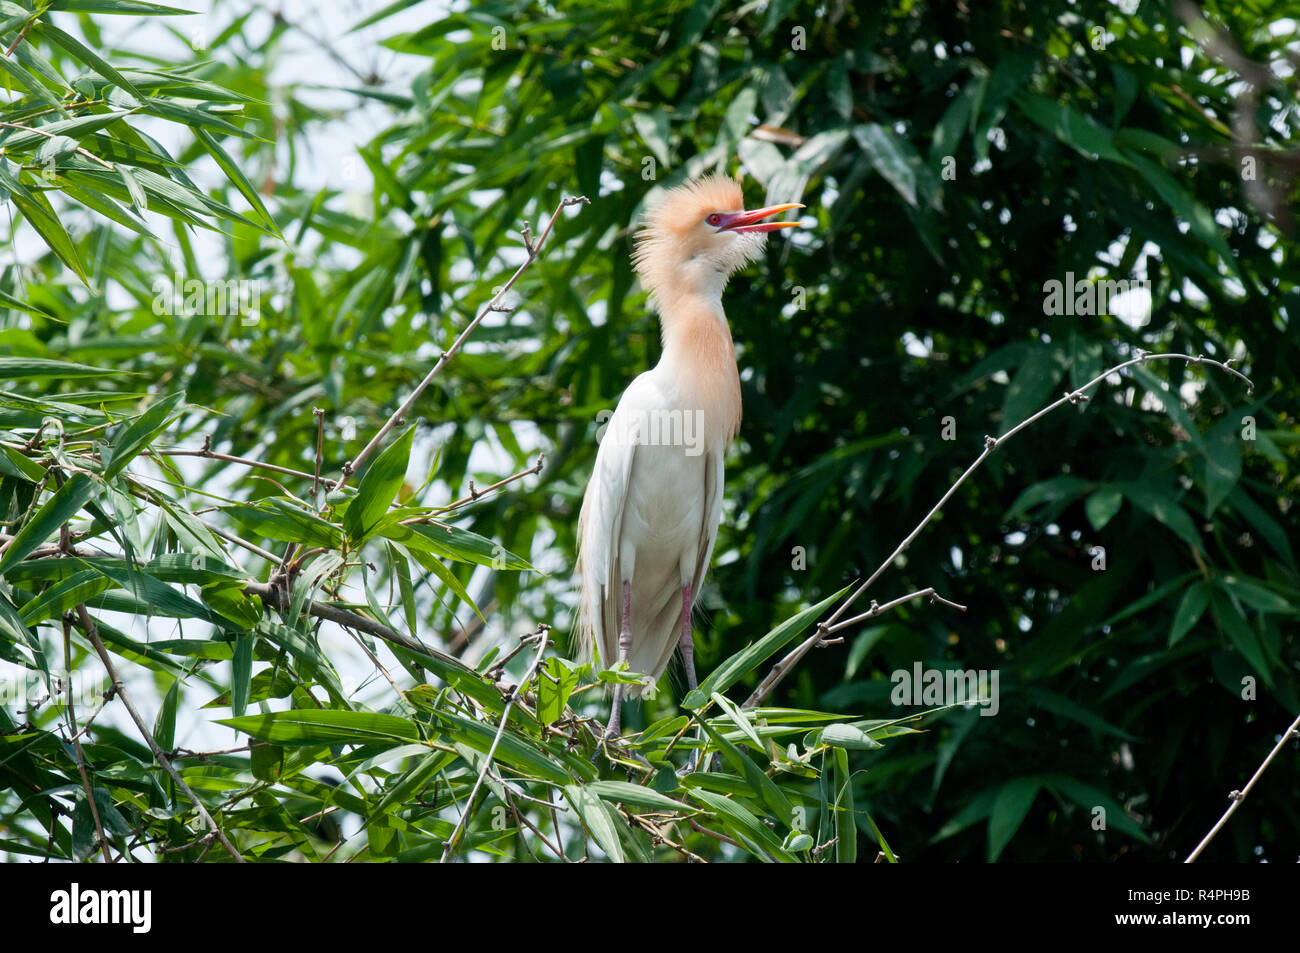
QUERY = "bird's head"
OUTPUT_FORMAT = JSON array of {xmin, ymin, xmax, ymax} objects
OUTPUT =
[{"xmin": 632, "ymin": 174, "xmax": 804, "ymax": 308}]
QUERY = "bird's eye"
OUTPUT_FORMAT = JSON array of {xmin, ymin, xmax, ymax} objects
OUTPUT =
[{"xmin": 706, "ymin": 213, "xmax": 722, "ymax": 227}]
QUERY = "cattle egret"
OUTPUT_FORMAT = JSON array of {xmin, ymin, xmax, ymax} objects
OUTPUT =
[{"xmin": 577, "ymin": 174, "xmax": 805, "ymax": 742}]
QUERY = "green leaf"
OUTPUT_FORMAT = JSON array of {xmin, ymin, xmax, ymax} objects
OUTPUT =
[
  {"xmin": 1006, "ymin": 475, "xmax": 1090, "ymax": 520},
  {"xmin": 585, "ymin": 780, "xmax": 691, "ymax": 813},
  {"xmin": 1199, "ymin": 423, "xmax": 1242, "ymax": 515},
  {"xmin": 1015, "ymin": 93, "xmax": 1130, "ymax": 164},
  {"xmin": 10, "ymin": 189, "xmax": 88, "ymax": 282},
  {"xmin": 1218, "ymin": 576, "xmax": 1294, "ymax": 615},
  {"xmin": 35, "ymin": 135, "xmax": 77, "ymax": 165},
  {"xmin": 224, "ymin": 501, "xmax": 342, "ymax": 549},
  {"xmin": 378, "ymin": 519, "xmax": 533, "ymax": 570},
  {"xmin": 1209, "ymin": 590, "xmax": 1274, "ymax": 687},
  {"xmin": 687, "ymin": 787, "xmax": 797, "ymax": 863},
  {"xmin": 48, "ymin": 0, "xmax": 195, "ymax": 16},
  {"xmin": 202, "ymin": 582, "xmax": 264, "ymax": 630},
  {"xmin": 1119, "ymin": 482, "xmax": 1202, "ymax": 551},
  {"xmin": 250, "ymin": 743, "xmax": 284, "ymax": 782},
  {"xmin": 0, "ymin": 112, "xmax": 133, "ymax": 153},
  {"xmin": 682, "ymin": 586, "xmax": 850, "ymax": 708},
  {"xmin": 537, "ymin": 656, "xmax": 580, "ymax": 725},
  {"xmin": 218, "ymin": 709, "xmax": 422, "ymax": 746},
  {"xmin": 853, "ymin": 123, "xmax": 918, "ymax": 206},
  {"xmin": 1169, "ymin": 582, "xmax": 1210, "ymax": 647},
  {"xmin": 345, "ymin": 423, "xmax": 416, "ymax": 541},
  {"xmin": 1095, "ymin": 570, "xmax": 1199, "ymax": 630},
  {"xmin": 102, "ymin": 391, "xmax": 185, "ymax": 479},
  {"xmin": 631, "ymin": 110, "xmax": 670, "ymax": 167},
  {"xmin": 1085, "ymin": 487, "xmax": 1123, "ymax": 531},
  {"xmin": 565, "ymin": 784, "xmax": 626, "ymax": 862},
  {"xmin": 785, "ymin": 831, "xmax": 813, "ymax": 852},
  {"xmin": 820, "ymin": 722, "xmax": 885, "ymax": 750},
  {"xmin": 434, "ymin": 709, "xmax": 575, "ymax": 784},
  {"xmin": 372, "ymin": 749, "xmax": 455, "ymax": 817},
  {"xmin": 153, "ymin": 677, "xmax": 180, "ymax": 752},
  {"xmin": 231, "ymin": 635, "xmax": 253, "ymax": 717},
  {"xmin": 0, "ymin": 474, "xmax": 97, "ymax": 574},
  {"xmin": 999, "ymin": 344, "xmax": 1064, "ymax": 437},
  {"xmin": 37, "ymin": 23, "xmax": 144, "ymax": 97},
  {"xmin": 1049, "ymin": 774, "xmax": 1151, "ymax": 844},
  {"xmin": 194, "ymin": 127, "xmax": 280, "ymax": 236},
  {"xmin": 987, "ymin": 777, "xmax": 1040, "ymax": 861},
  {"xmin": 710, "ymin": 691, "xmax": 764, "ymax": 751},
  {"xmin": 832, "ymin": 747, "xmax": 856, "ymax": 863},
  {"xmin": 1127, "ymin": 154, "xmax": 1240, "ymax": 278},
  {"xmin": 697, "ymin": 718, "xmax": 792, "ymax": 827},
  {"xmin": 407, "ymin": 546, "xmax": 484, "ymax": 621},
  {"xmin": 72, "ymin": 795, "xmax": 98, "ymax": 860}
]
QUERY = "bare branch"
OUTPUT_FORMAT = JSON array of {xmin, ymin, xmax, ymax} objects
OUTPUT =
[
  {"xmin": 337, "ymin": 195, "xmax": 589, "ymax": 491},
  {"xmin": 441, "ymin": 626, "xmax": 551, "ymax": 862},
  {"xmin": 428, "ymin": 454, "xmax": 545, "ymax": 516},
  {"xmin": 74, "ymin": 605, "xmax": 245, "ymax": 863},
  {"xmin": 825, "ymin": 587, "xmax": 968, "ymax": 635},
  {"xmin": 744, "ymin": 351, "xmax": 1253, "ymax": 708},
  {"xmin": 243, "ymin": 580, "xmax": 465, "ymax": 672},
  {"xmin": 155, "ymin": 446, "xmax": 339, "ymax": 490},
  {"xmin": 62, "ymin": 615, "xmax": 112, "ymax": 863},
  {"xmin": 1185, "ymin": 711, "xmax": 1300, "ymax": 862}
]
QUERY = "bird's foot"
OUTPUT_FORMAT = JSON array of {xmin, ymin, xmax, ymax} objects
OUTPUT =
[
  {"xmin": 679, "ymin": 748, "xmax": 722, "ymax": 776},
  {"xmin": 590, "ymin": 723, "xmax": 620, "ymax": 765}
]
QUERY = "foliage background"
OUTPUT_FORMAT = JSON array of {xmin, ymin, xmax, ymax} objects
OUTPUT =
[{"xmin": 0, "ymin": 0, "xmax": 1297, "ymax": 862}]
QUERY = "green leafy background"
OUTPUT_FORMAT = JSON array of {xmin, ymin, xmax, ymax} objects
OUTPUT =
[{"xmin": 0, "ymin": 0, "xmax": 1296, "ymax": 862}]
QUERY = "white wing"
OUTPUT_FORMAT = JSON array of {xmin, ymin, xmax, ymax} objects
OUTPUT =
[
  {"xmin": 576, "ymin": 373, "xmax": 658, "ymax": 668},
  {"xmin": 691, "ymin": 444, "xmax": 725, "ymax": 610}
]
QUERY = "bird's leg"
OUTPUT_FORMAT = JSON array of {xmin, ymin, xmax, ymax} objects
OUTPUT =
[
  {"xmin": 678, "ymin": 582, "xmax": 717, "ymax": 775},
  {"xmin": 605, "ymin": 579, "xmax": 633, "ymax": 739},
  {"xmin": 679, "ymin": 582, "xmax": 698, "ymax": 692}
]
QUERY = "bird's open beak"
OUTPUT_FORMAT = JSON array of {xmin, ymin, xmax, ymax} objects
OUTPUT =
[{"xmin": 717, "ymin": 203, "xmax": 805, "ymax": 233}]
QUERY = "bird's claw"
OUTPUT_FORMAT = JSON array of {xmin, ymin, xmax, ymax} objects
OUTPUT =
[
  {"xmin": 590, "ymin": 723, "xmax": 621, "ymax": 765},
  {"xmin": 679, "ymin": 748, "xmax": 722, "ymax": 777}
]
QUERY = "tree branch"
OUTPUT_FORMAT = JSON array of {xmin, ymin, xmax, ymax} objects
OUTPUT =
[
  {"xmin": 336, "ymin": 195, "xmax": 589, "ymax": 491},
  {"xmin": 744, "ymin": 350, "xmax": 1254, "ymax": 708},
  {"xmin": 441, "ymin": 626, "xmax": 551, "ymax": 862},
  {"xmin": 1185, "ymin": 710, "xmax": 1300, "ymax": 862},
  {"xmin": 74, "ymin": 604, "xmax": 245, "ymax": 863}
]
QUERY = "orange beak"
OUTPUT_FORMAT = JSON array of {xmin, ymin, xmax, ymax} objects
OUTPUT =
[{"xmin": 716, "ymin": 202, "xmax": 805, "ymax": 233}]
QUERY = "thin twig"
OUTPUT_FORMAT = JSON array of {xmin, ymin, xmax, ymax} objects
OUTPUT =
[
  {"xmin": 687, "ymin": 818, "xmax": 742, "ymax": 849},
  {"xmin": 824, "ymin": 587, "xmax": 968, "ymax": 635},
  {"xmin": 156, "ymin": 446, "xmax": 338, "ymax": 490},
  {"xmin": 427, "ymin": 454, "xmax": 545, "ymax": 515},
  {"xmin": 199, "ymin": 518, "xmax": 280, "ymax": 564},
  {"xmin": 1184, "ymin": 711, "xmax": 1300, "ymax": 862},
  {"xmin": 243, "ymin": 580, "xmax": 466, "ymax": 672},
  {"xmin": 0, "ymin": 120, "xmax": 115, "ymax": 170},
  {"xmin": 336, "ymin": 196, "xmax": 588, "ymax": 491},
  {"xmin": 503, "ymin": 789, "xmax": 567, "ymax": 861},
  {"xmin": 62, "ymin": 616, "xmax": 112, "ymax": 863},
  {"xmin": 744, "ymin": 351, "xmax": 1254, "ymax": 708},
  {"xmin": 441, "ymin": 627, "xmax": 551, "ymax": 862},
  {"xmin": 312, "ymin": 408, "xmax": 326, "ymax": 502},
  {"xmin": 74, "ymin": 605, "xmax": 245, "ymax": 862},
  {"xmin": 4, "ymin": 17, "xmax": 34, "ymax": 56}
]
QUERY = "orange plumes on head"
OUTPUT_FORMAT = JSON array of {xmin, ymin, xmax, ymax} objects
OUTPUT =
[{"xmin": 631, "ymin": 174, "xmax": 762, "ymax": 310}]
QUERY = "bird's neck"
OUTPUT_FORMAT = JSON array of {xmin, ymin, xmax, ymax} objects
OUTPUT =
[{"xmin": 657, "ymin": 292, "xmax": 742, "ymax": 447}]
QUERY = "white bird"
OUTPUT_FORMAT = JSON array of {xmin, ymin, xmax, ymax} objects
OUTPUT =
[{"xmin": 576, "ymin": 174, "xmax": 804, "ymax": 739}]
